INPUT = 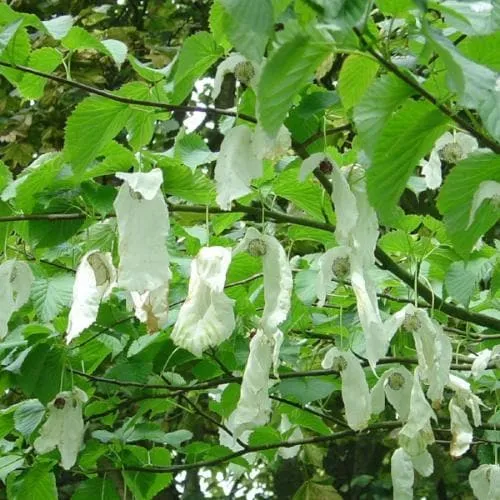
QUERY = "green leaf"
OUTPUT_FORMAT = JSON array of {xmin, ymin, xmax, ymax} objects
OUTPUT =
[
  {"xmin": 436, "ymin": 0, "xmax": 500, "ymax": 35},
  {"xmin": 63, "ymin": 96, "xmax": 130, "ymax": 173},
  {"xmin": 0, "ymin": 26, "xmax": 30, "ymax": 84},
  {"xmin": 28, "ymin": 218, "xmax": 84, "ymax": 249},
  {"xmin": 175, "ymin": 132, "xmax": 217, "ymax": 169},
  {"xmin": 353, "ymin": 74, "xmax": 414, "ymax": 157},
  {"xmin": 444, "ymin": 259, "xmax": 490, "ymax": 306},
  {"xmin": 160, "ymin": 159, "xmax": 216, "ymax": 204},
  {"xmin": 42, "ymin": 15, "xmax": 74, "ymax": 40},
  {"xmin": 287, "ymin": 408, "xmax": 331, "ymax": 436},
  {"xmin": 62, "ymin": 26, "xmax": 107, "ymax": 53},
  {"xmin": 437, "ymin": 153, "xmax": 500, "ymax": 256},
  {"xmin": 367, "ymin": 100, "xmax": 449, "ymax": 220},
  {"xmin": 376, "ymin": 0, "xmax": 413, "ymax": 16},
  {"xmin": 0, "ymin": 20, "xmax": 23, "ymax": 55},
  {"xmin": 13, "ymin": 399, "xmax": 45, "ymax": 437},
  {"xmin": 18, "ymin": 344, "xmax": 64, "ymax": 404},
  {"xmin": 209, "ymin": 0, "xmax": 232, "ymax": 51},
  {"xmin": 460, "ymin": 33, "xmax": 500, "ymax": 71},
  {"xmin": 122, "ymin": 447, "xmax": 172, "ymax": 500},
  {"xmin": 275, "ymin": 377, "xmax": 339, "ymax": 404},
  {"xmin": 257, "ymin": 33, "xmax": 331, "ymax": 136},
  {"xmin": 128, "ymin": 55, "xmax": 170, "ymax": 83},
  {"xmin": 424, "ymin": 25, "xmax": 500, "ymax": 141},
  {"xmin": 17, "ymin": 48, "xmax": 63, "ymax": 99},
  {"xmin": 337, "ymin": 54, "xmax": 379, "ymax": 111},
  {"xmin": 220, "ymin": 0, "xmax": 274, "ymax": 61},
  {"xmin": 323, "ymin": 0, "xmax": 373, "ymax": 29},
  {"xmin": 0, "ymin": 455, "xmax": 24, "ymax": 483},
  {"xmin": 72, "ymin": 478, "xmax": 120, "ymax": 500},
  {"xmin": 16, "ymin": 464, "xmax": 57, "ymax": 500},
  {"xmin": 273, "ymin": 166, "xmax": 335, "ymax": 222},
  {"xmin": 31, "ymin": 273, "xmax": 74, "ymax": 322},
  {"xmin": 171, "ymin": 32, "xmax": 223, "ymax": 104},
  {"xmin": 293, "ymin": 480, "xmax": 342, "ymax": 500},
  {"xmin": 248, "ymin": 426, "xmax": 282, "ymax": 460}
]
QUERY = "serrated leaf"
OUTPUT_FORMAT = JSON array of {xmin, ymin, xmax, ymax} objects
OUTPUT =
[
  {"xmin": 171, "ymin": 32, "xmax": 223, "ymax": 104},
  {"xmin": 160, "ymin": 159, "xmax": 216, "ymax": 204},
  {"xmin": 17, "ymin": 47, "xmax": 63, "ymax": 99},
  {"xmin": 42, "ymin": 15, "xmax": 74, "ymax": 40},
  {"xmin": 275, "ymin": 377, "xmax": 339, "ymax": 404},
  {"xmin": 437, "ymin": 152, "xmax": 500, "ymax": 256},
  {"xmin": 0, "ymin": 26, "xmax": 30, "ymax": 84},
  {"xmin": 16, "ymin": 465, "xmax": 57, "ymax": 500},
  {"xmin": 63, "ymin": 96, "xmax": 130, "ymax": 173},
  {"xmin": 257, "ymin": 33, "xmax": 331, "ymax": 136},
  {"xmin": 220, "ymin": 0, "xmax": 274, "ymax": 61},
  {"xmin": 338, "ymin": 54, "xmax": 379, "ymax": 110},
  {"xmin": 0, "ymin": 455, "xmax": 24, "ymax": 483},
  {"xmin": 294, "ymin": 481, "xmax": 342, "ymax": 500},
  {"xmin": 0, "ymin": 20, "xmax": 23, "ymax": 55},
  {"xmin": 72, "ymin": 478, "xmax": 120, "ymax": 500},
  {"xmin": 14, "ymin": 399, "xmax": 45, "ymax": 437},
  {"xmin": 437, "ymin": 0, "xmax": 500, "ymax": 35},
  {"xmin": 323, "ymin": 0, "xmax": 373, "ymax": 29},
  {"xmin": 62, "ymin": 26, "xmax": 106, "ymax": 53},
  {"xmin": 31, "ymin": 273, "xmax": 74, "ymax": 322},
  {"xmin": 424, "ymin": 25, "xmax": 500, "ymax": 141},
  {"xmin": 175, "ymin": 133, "xmax": 217, "ymax": 169},
  {"xmin": 209, "ymin": 0, "xmax": 232, "ymax": 51},
  {"xmin": 367, "ymin": 100, "xmax": 449, "ymax": 220},
  {"xmin": 273, "ymin": 166, "xmax": 334, "ymax": 222},
  {"xmin": 248, "ymin": 426, "xmax": 281, "ymax": 460},
  {"xmin": 353, "ymin": 74, "xmax": 414, "ymax": 157}
]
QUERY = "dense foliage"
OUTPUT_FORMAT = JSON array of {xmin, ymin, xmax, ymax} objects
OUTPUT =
[{"xmin": 0, "ymin": 0, "xmax": 499, "ymax": 498}]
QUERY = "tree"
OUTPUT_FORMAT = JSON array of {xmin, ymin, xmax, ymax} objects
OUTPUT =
[{"xmin": 0, "ymin": 0, "xmax": 499, "ymax": 498}]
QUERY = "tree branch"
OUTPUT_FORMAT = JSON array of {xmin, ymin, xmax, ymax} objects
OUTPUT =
[
  {"xmin": 0, "ymin": 61, "xmax": 257, "ymax": 123},
  {"xmin": 353, "ymin": 29, "xmax": 500, "ymax": 154}
]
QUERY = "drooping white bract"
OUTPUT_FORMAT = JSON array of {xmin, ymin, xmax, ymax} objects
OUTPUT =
[
  {"xmin": 391, "ymin": 448, "xmax": 414, "ymax": 500},
  {"xmin": 278, "ymin": 414, "xmax": 303, "ymax": 459},
  {"xmin": 171, "ymin": 246, "xmax": 235, "ymax": 357},
  {"xmin": 234, "ymin": 227, "xmax": 293, "ymax": 337},
  {"xmin": 66, "ymin": 251, "xmax": 116, "ymax": 344},
  {"xmin": 212, "ymin": 53, "xmax": 260, "ymax": 100},
  {"xmin": 252, "ymin": 124, "xmax": 291, "ymax": 161},
  {"xmin": 114, "ymin": 168, "xmax": 171, "ymax": 331},
  {"xmin": 34, "ymin": 387, "xmax": 88, "ymax": 470},
  {"xmin": 398, "ymin": 368, "xmax": 437, "ymax": 457},
  {"xmin": 467, "ymin": 180, "xmax": 500, "ymax": 228},
  {"xmin": 0, "ymin": 260, "xmax": 33, "ymax": 339},
  {"xmin": 449, "ymin": 397, "xmax": 473, "ymax": 457},
  {"xmin": 214, "ymin": 126, "xmax": 263, "ymax": 210},
  {"xmin": 322, "ymin": 347, "xmax": 371, "ymax": 431},
  {"xmin": 225, "ymin": 329, "xmax": 273, "ymax": 438},
  {"xmin": 371, "ymin": 366, "xmax": 413, "ymax": 421},
  {"xmin": 469, "ymin": 464, "xmax": 500, "ymax": 500},
  {"xmin": 384, "ymin": 304, "xmax": 452, "ymax": 405},
  {"xmin": 316, "ymin": 246, "xmax": 351, "ymax": 307},
  {"xmin": 419, "ymin": 131, "xmax": 478, "ymax": 190}
]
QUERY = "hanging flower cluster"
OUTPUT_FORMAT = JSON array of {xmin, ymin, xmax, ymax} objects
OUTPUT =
[
  {"xmin": 171, "ymin": 246, "xmax": 235, "ymax": 356},
  {"xmin": 114, "ymin": 168, "xmax": 171, "ymax": 332},
  {"xmin": 0, "ymin": 260, "xmax": 33, "ymax": 339},
  {"xmin": 34, "ymin": 388, "xmax": 88, "ymax": 470},
  {"xmin": 223, "ymin": 227, "xmax": 293, "ymax": 443},
  {"xmin": 301, "ymin": 155, "xmax": 386, "ymax": 368}
]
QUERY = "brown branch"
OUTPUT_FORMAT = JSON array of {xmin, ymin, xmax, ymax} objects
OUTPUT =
[
  {"xmin": 353, "ymin": 29, "xmax": 500, "ymax": 154},
  {"xmin": 0, "ymin": 61, "xmax": 257, "ymax": 123}
]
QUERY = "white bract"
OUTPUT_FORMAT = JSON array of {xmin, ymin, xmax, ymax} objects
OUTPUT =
[
  {"xmin": 398, "ymin": 368, "xmax": 437, "ymax": 457},
  {"xmin": 212, "ymin": 53, "xmax": 260, "ymax": 100},
  {"xmin": 469, "ymin": 464, "xmax": 500, "ymax": 500},
  {"xmin": 278, "ymin": 414, "xmax": 303, "ymax": 459},
  {"xmin": 419, "ymin": 131, "xmax": 478, "ymax": 190},
  {"xmin": 252, "ymin": 124, "xmax": 291, "ymax": 161},
  {"xmin": 467, "ymin": 180, "xmax": 500, "ymax": 228},
  {"xmin": 214, "ymin": 125, "xmax": 263, "ymax": 210},
  {"xmin": 0, "ymin": 260, "xmax": 33, "ymax": 339},
  {"xmin": 302, "ymin": 156, "xmax": 386, "ymax": 367},
  {"xmin": 385, "ymin": 304, "xmax": 452, "ymax": 404},
  {"xmin": 114, "ymin": 168, "xmax": 171, "ymax": 331},
  {"xmin": 316, "ymin": 246, "xmax": 351, "ymax": 307},
  {"xmin": 470, "ymin": 347, "xmax": 497, "ymax": 377},
  {"xmin": 449, "ymin": 398, "xmax": 473, "ymax": 457},
  {"xmin": 322, "ymin": 347, "xmax": 371, "ymax": 430},
  {"xmin": 447, "ymin": 374, "xmax": 484, "ymax": 427},
  {"xmin": 371, "ymin": 366, "xmax": 413, "ymax": 421},
  {"xmin": 171, "ymin": 246, "xmax": 235, "ymax": 357},
  {"xmin": 391, "ymin": 448, "xmax": 414, "ymax": 500},
  {"xmin": 225, "ymin": 330, "xmax": 274, "ymax": 438},
  {"xmin": 66, "ymin": 251, "xmax": 116, "ymax": 344},
  {"xmin": 234, "ymin": 227, "xmax": 292, "ymax": 337},
  {"xmin": 34, "ymin": 388, "xmax": 88, "ymax": 470}
]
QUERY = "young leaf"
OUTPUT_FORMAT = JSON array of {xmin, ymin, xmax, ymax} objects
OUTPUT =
[{"xmin": 220, "ymin": 0, "xmax": 274, "ymax": 62}]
